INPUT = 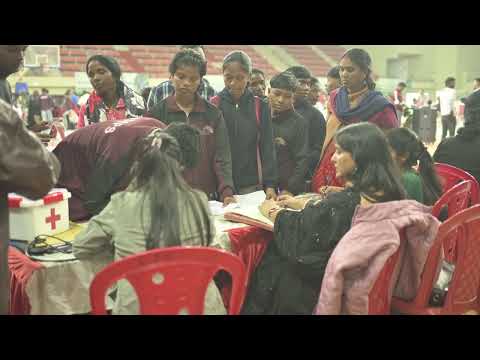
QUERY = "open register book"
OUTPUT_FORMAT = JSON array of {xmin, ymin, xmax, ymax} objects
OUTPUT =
[
  {"xmin": 209, "ymin": 191, "xmax": 274, "ymax": 231},
  {"xmin": 224, "ymin": 207, "xmax": 274, "ymax": 231},
  {"xmin": 209, "ymin": 191, "xmax": 305, "ymax": 232}
]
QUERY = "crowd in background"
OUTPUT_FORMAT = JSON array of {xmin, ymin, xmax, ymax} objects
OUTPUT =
[{"xmin": 1, "ymin": 44, "xmax": 480, "ymax": 315}]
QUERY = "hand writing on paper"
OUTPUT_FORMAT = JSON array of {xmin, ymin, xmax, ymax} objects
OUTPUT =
[
  {"xmin": 277, "ymin": 194, "xmax": 308, "ymax": 210},
  {"xmin": 259, "ymin": 199, "xmax": 278, "ymax": 218}
]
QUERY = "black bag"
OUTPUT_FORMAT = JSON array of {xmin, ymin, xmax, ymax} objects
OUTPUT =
[{"xmin": 429, "ymin": 260, "xmax": 455, "ymax": 307}]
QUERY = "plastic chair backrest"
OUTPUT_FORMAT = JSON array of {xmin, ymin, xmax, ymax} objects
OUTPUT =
[
  {"xmin": 440, "ymin": 205, "xmax": 480, "ymax": 314},
  {"xmin": 89, "ymin": 247, "xmax": 248, "ymax": 315},
  {"xmin": 432, "ymin": 181, "xmax": 472, "ymax": 263},
  {"xmin": 435, "ymin": 163, "xmax": 480, "ymax": 205},
  {"xmin": 432, "ymin": 180, "xmax": 472, "ymax": 219},
  {"xmin": 392, "ymin": 205, "xmax": 480, "ymax": 314},
  {"xmin": 368, "ymin": 229, "xmax": 405, "ymax": 315}
]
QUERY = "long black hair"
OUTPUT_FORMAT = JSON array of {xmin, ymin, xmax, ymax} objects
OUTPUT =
[
  {"xmin": 128, "ymin": 126, "xmax": 212, "ymax": 250},
  {"xmin": 341, "ymin": 48, "xmax": 376, "ymax": 90},
  {"xmin": 387, "ymin": 127, "xmax": 442, "ymax": 205},
  {"xmin": 335, "ymin": 122, "xmax": 406, "ymax": 203}
]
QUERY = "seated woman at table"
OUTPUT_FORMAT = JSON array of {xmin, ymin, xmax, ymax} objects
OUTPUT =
[
  {"xmin": 73, "ymin": 129, "xmax": 227, "ymax": 315},
  {"xmin": 387, "ymin": 127, "xmax": 442, "ymax": 205},
  {"xmin": 241, "ymin": 122, "xmax": 406, "ymax": 315}
]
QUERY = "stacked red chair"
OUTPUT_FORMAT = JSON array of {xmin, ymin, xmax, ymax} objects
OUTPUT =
[
  {"xmin": 391, "ymin": 205, "xmax": 480, "ymax": 315},
  {"xmin": 432, "ymin": 181, "xmax": 473, "ymax": 262},
  {"xmin": 435, "ymin": 163, "xmax": 479, "ymax": 205}
]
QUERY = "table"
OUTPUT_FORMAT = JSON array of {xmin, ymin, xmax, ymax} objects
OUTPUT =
[
  {"xmin": 9, "ymin": 217, "xmax": 272, "ymax": 315},
  {"xmin": 9, "ymin": 248, "xmax": 110, "ymax": 315}
]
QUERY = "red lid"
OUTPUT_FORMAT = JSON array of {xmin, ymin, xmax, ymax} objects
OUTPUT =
[{"xmin": 8, "ymin": 189, "xmax": 71, "ymax": 208}]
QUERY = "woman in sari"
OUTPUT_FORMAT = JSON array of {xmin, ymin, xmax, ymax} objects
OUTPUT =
[{"xmin": 311, "ymin": 48, "xmax": 399, "ymax": 193}]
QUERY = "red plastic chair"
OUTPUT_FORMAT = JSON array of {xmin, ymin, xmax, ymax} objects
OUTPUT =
[
  {"xmin": 432, "ymin": 181, "xmax": 472, "ymax": 263},
  {"xmin": 435, "ymin": 163, "xmax": 480, "ymax": 205},
  {"xmin": 391, "ymin": 205, "xmax": 480, "ymax": 315},
  {"xmin": 368, "ymin": 229, "xmax": 406, "ymax": 315},
  {"xmin": 89, "ymin": 247, "xmax": 248, "ymax": 315},
  {"xmin": 432, "ymin": 181, "xmax": 473, "ymax": 220}
]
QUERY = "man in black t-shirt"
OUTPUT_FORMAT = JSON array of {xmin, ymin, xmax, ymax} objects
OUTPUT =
[{"xmin": 268, "ymin": 72, "xmax": 308, "ymax": 195}]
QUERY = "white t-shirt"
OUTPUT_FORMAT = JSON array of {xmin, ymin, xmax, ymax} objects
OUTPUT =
[{"xmin": 438, "ymin": 87, "xmax": 456, "ymax": 116}]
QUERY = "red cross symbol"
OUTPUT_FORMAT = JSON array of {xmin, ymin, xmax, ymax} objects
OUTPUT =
[{"xmin": 45, "ymin": 208, "xmax": 61, "ymax": 230}]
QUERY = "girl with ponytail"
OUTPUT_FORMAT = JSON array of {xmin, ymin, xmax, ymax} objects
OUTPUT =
[
  {"xmin": 387, "ymin": 127, "xmax": 442, "ymax": 205},
  {"xmin": 73, "ymin": 123, "xmax": 226, "ymax": 315}
]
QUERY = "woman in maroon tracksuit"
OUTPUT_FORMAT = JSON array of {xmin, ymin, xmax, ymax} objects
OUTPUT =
[{"xmin": 147, "ymin": 49, "xmax": 235, "ymax": 205}]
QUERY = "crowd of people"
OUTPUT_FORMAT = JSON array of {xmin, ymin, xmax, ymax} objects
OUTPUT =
[{"xmin": 1, "ymin": 44, "xmax": 480, "ymax": 315}]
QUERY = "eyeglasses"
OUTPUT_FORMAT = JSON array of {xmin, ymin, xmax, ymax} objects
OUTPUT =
[{"xmin": 27, "ymin": 235, "xmax": 73, "ymax": 256}]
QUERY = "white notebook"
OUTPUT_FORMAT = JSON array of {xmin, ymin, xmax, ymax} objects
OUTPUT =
[{"xmin": 223, "ymin": 191, "xmax": 274, "ymax": 231}]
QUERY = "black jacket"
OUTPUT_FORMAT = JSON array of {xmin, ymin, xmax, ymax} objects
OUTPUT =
[
  {"xmin": 294, "ymin": 97, "xmax": 326, "ymax": 178},
  {"xmin": 215, "ymin": 88, "xmax": 278, "ymax": 191},
  {"xmin": 435, "ymin": 89, "xmax": 480, "ymax": 184},
  {"xmin": 434, "ymin": 129, "xmax": 480, "ymax": 184},
  {"xmin": 272, "ymin": 109, "xmax": 308, "ymax": 195},
  {"xmin": 242, "ymin": 189, "xmax": 361, "ymax": 315},
  {"xmin": 463, "ymin": 89, "xmax": 480, "ymax": 126}
]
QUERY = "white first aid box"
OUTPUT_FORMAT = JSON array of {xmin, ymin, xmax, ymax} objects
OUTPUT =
[{"xmin": 8, "ymin": 188, "xmax": 72, "ymax": 242}]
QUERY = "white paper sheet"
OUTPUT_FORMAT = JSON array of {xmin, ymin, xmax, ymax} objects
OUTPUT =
[
  {"xmin": 234, "ymin": 191, "xmax": 266, "ymax": 207},
  {"xmin": 208, "ymin": 201, "xmax": 240, "ymax": 216},
  {"xmin": 222, "ymin": 191, "xmax": 273, "ymax": 227}
]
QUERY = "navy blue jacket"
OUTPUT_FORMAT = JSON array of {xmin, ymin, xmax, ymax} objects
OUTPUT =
[{"xmin": 215, "ymin": 88, "xmax": 278, "ymax": 191}]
